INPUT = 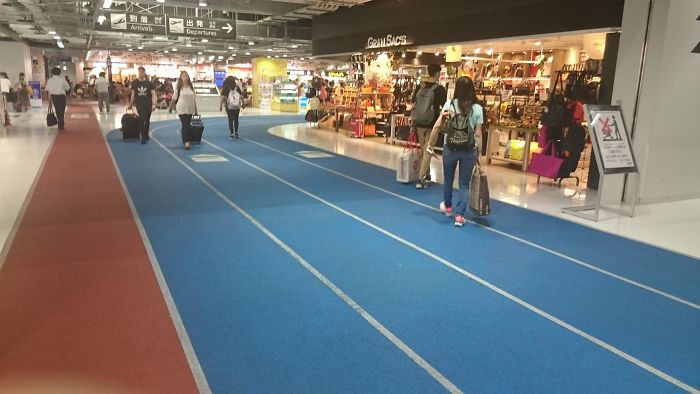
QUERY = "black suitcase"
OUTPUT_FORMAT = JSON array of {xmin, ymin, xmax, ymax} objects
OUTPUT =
[
  {"xmin": 121, "ymin": 111, "xmax": 140, "ymax": 139},
  {"xmin": 190, "ymin": 115, "xmax": 204, "ymax": 143}
]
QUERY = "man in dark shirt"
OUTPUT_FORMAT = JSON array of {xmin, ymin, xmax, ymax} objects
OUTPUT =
[
  {"xmin": 127, "ymin": 66, "xmax": 157, "ymax": 144},
  {"xmin": 412, "ymin": 64, "xmax": 447, "ymax": 189}
]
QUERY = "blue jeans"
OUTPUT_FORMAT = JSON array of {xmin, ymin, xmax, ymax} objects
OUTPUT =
[{"xmin": 442, "ymin": 147, "xmax": 477, "ymax": 216}]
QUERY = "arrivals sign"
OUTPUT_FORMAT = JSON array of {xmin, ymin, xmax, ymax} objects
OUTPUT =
[
  {"xmin": 584, "ymin": 105, "xmax": 638, "ymax": 174},
  {"xmin": 102, "ymin": 12, "xmax": 235, "ymax": 39},
  {"xmin": 105, "ymin": 12, "xmax": 167, "ymax": 35},
  {"xmin": 366, "ymin": 34, "xmax": 411, "ymax": 49}
]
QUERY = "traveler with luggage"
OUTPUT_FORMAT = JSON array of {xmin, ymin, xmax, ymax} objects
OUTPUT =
[
  {"xmin": 169, "ymin": 71, "xmax": 199, "ymax": 150},
  {"xmin": 127, "ymin": 66, "xmax": 157, "ymax": 144},
  {"xmin": 411, "ymin": 64, "xmax": 447, "ymax": 189},
  {"xmin": 45, "ymin": 67, "xmax": 71, "ymax": 130},
  {"xmin": 95, "ymin": 72, "xmax": 110, "ymax": 113},
  {"xmin": 219, "ymin": 76, "xmax": 244, "ymax": 139},
  {"xmin": 427, "ymin": 76, "xmax": 483, "ymax": 227}
]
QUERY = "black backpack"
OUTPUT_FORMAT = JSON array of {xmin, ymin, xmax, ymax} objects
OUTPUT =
[{"xmin": 442, "ymin": 101, "xmax": 475, "ymax": 150}]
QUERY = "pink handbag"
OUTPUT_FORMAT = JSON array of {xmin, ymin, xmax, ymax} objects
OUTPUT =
[{"xmin": 529, "ymin": 142, "xmax": 564, "ymax": 179}]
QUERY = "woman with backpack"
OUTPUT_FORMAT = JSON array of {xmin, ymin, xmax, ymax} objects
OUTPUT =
[
  {"xmin": 220, "ymin": 76, "xmax": 244, "ymax": 138},
  {"xmin": 169, "ymin": 71, "xmax": 198, "ymax": 150},
  {"xmin": 426, "ymin": 76, "xmax": 483, "ymax": 227}
]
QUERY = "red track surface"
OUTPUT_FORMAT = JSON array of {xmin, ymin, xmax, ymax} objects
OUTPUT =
[{"xmin": 0, "ymin": 104, "xmax": 199, "ymax": 393}]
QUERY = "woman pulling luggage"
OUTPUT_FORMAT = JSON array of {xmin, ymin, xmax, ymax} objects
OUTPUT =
[{"xmin": 169, "ymin": 71, "xmax": 198, "ymax": 150}]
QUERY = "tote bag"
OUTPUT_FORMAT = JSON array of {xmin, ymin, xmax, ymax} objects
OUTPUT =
[{"xmin": 46, "ymin": 103, "xmax": 58, "ymax": 127}]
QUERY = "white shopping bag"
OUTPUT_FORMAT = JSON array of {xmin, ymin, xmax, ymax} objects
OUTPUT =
[{"xmin": 396, "ymin": 147, "xmax": 420, "ymax": 183}]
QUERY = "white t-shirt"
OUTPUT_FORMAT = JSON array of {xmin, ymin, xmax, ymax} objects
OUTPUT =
[
  {"xmin": 0, "ymin": 77, "xmax": 11, "ymax": 93},
  {"xmin": 95, "ymin": 77, "xmax": 109, "ymax": 93},
  {"xmin": 172, "ymin": 86, "xmax": 196, "ymax": 115},
  {"xmin": 46, "ymin": 76, "xmax": 70, "ymax": 95}
]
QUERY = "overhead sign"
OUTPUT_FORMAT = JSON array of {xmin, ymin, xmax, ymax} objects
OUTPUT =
[
  {"xmin": 166, "ymin": 16, "xmax": 235, "ymax": 39},
  {"xmin": 105, "ymin": 12, "xmax": 167, "ymax": 35},
  {"xmin": 366, "ymin": 34, "xmax": 410, "ymax": 49},
  {"xmin": 585, "ymin": 105, "xmax": 638, "ymax": 175}
]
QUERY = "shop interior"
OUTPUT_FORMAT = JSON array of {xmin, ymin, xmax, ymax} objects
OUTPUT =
[{"xmin": 310, "ymin": 31, "xmax": 613, "ymax": 189}]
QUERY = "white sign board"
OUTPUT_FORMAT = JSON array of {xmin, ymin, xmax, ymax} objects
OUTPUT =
[{"xmin": 585, "ymin": 105, "xmax": 638, "ymax": 175}]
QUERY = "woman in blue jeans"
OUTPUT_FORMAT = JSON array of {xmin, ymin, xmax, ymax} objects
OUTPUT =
[{"xmin": 426, "ymin": 76, "xmax": 483, "ymax": 227}]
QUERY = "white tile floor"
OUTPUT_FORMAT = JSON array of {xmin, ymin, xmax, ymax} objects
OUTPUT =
[{"xmin": 2, "ymin": 102, "xmax": 699, "ymax": 261}]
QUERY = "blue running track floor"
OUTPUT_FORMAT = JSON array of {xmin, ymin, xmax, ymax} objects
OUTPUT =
[{"xmin": 106, "ymin": 116, "xmax": 700, "ymax": 394}]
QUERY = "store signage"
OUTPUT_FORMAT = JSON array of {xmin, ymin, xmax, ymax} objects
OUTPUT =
[
  {"xmin": 166, "ymin": 16, "xmax": 236, "ymax": 39},
  {"xmin": 103, "ymin": 12, "xmax": 167, "ymax": 35},
  {"xmin": 366, "ymin": 34, "xmax": 410, "ymax": 49},
  {"xmin": 323, "ymin": 71, "xmax": 347, "ymax": 78},
  {"xmin": 584, "ymin": 105, "xmax": 638, "ymax": 175},
  {"xmin": 29, "ymin": 81, "xmax": 42, "ymax": 108}
]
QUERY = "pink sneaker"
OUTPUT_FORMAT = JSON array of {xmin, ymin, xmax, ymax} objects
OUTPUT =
[
  {"xmin": 454, "ymin": 215, "xmax": 466, "ymax": 227},
  {"xmin": 439, "ymin": 202, "xmax": 453, "ymax": 217}
]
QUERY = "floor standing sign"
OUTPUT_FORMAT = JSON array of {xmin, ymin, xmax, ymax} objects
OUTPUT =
[
  {"xmin": 29, "ymin": 81, "xmax": 42, "ymax": 108},
  {"xmin": 562, "ymin": 105, "xmax": 640, "ymax": 221}
]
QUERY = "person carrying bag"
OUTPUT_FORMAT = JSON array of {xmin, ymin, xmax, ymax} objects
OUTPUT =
[
  {"xmin": 46, "ymin": 97, "xmax": 58, "ymax": 127},
  {"xmin": 426, "ymin": 76, "xmax": 485, "ymax": 227}
]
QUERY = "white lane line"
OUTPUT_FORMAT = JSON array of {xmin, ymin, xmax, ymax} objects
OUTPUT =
[
  {"xmin": 104, "ymin": 127, "xmax": 213, "ymax": 394},
  {"xmin": 240, "ymin": 134, "xmax": 700, "ymax": 312},
  {"xmin": 197, "ymin": 134, "xmax": 699, "ymax": 394},
  {"xmin": 148, "ymin": 129, "xmax": 463, "ymax": 394}
]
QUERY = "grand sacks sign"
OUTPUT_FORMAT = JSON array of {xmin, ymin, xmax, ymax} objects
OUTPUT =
[{"xmin": 366, "ymin": 34, "xmax": 411, "ymax": 49}]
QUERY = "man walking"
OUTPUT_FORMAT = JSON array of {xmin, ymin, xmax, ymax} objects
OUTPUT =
[
  {"xmin": 127, "ymin": 67, "xmax": 157, "ymax": 144},
  {"xmin": 411, "ymin": 64, "xmax": 447, "ymax": 189},
  {"xmin": 45, "ymin": 67, "xmax": 70, "ymax": 130},
  {"xmin": 95, "ymin": 72, "xmax": 110, "ymax": 113}
]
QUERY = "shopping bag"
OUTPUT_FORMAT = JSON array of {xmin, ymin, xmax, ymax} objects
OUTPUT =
[
  {"xmin": 396, "ymin": 133, "xmax": 420, "ymax": 183},
  {"xmin": 529, "ymin": 142, "xmax": 564, "ymax": 179},
  {"xmin": 469, "ymin": 156, "xmax": 491, "ymax": 216}
]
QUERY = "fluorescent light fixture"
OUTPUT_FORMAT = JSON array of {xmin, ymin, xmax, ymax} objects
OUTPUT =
[
  {"xmin": 154, "ymin": 36, "xmax": 164, "ymax": 40},
  {"xmin": 245, "ymin": 52, "xmax": 250, "ymax": 55},
  {"xmin": 199, "ymin": 1, "xmax": 207, "ymax": 6},
  {"xmin": 97, "ymin": 15, "xmax": 106, "ymax": 25},
  {"xmin": 534, "ymin": 41, "xmax": 542, "ymax": 46},
  {"xmin": 274, "ymin": 55, "xmax": 279, "ymax": 58},
  {"xmin": 201, "ymin": 38, "xmax": 208, "ymax": 43},
  {"xmin": 186, "ymin": 43, "xmax": 192, "ymax": 47},
  {"xmin": 218, "ymin": 55, "xmax": 223, "ymax": 59},
  {"xmin": 248, "ymin": 41, "xmax": 254, "ymax": 45},
  {"xmin": 48, "ymin": 30, "xmax": 56, "ymax": 35},
  {"xmin": 156, "ymin": 0, "xmax": 164, "ymax": 2},
  {"xmin": 129, "ymin": 48, "xmax": 133, "ymax": 51},
  {"xmin": 267, "ymin": 48, "xmax": 272, "ymax": 52},
  {"xmin": 164, "ymin": 50, "xmax": 169, "ymax": 53},
  {"xmin": 137, "ymin": 46, "xmax": 143, "ymax": 49},
  {"xmin": 291, "ymin": 44, "xmax": 298, "ymax": 48},
  {"xmin": 171, "ymin": 48, "xmax": 177, "ymax": 51},
  {"xmin": 208, "ymin": 55, "xmax": 215, "ymax": 60},
  {"xmin": 231, "ymin": 53, "xmax": 236, "ymax": 57},
  {"xmin": 300, "ymin": 57, "xmax": 304, "ymax": 60},
  {"xmin": 57, "ymin": 41, "xmax": 64, "ymax": 48},
  {"xmin": 198, "ymin": 51, "xmax": 202, "ymax": 55},
  {"xmin": 228, "ymin": 46, "xmax": 234, "ymax": 50},
  {"xmin": 283, "ymin": 54, "xmax": 287, "ymax": 57},
  {"xmin": 266, "ymin": 55, "xmax": 271, "ymax": 58},
  {"xmin": 53, "ymin": 35, "xmax": 60, "ymax": 40},
  {"xmin": 102, "ymin": 0, "xmax": 112, "ymax": 9}
]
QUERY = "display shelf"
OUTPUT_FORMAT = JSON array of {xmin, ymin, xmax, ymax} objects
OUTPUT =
[{"xmin": 272, "ymin": 80, "xmax": 299, "ymax": 113}]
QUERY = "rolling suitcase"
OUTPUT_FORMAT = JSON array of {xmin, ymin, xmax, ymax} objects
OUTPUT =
[
  {"xmin": 190, "ymin": 114, "xmax": 204, "ymax": 143},
  {"xmin": 120, "ymin": 110, "xmax": 139, "ymax": 139}
]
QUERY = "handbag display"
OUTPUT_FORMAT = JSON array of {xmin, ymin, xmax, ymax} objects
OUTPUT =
[
  {"xmin": 528, "ymin": 141, "xmax": 564, "ymax": 179},
  {"xmin": 46, "ymin": 104, "xmax": 58, "ymax": 127},
  {"xmin": 469, "ymin": 154, "xmax": 491, "ymax": 216}
]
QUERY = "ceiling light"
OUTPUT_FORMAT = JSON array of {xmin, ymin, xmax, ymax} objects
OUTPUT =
[
  {"xmin": 57, "ymin": 41, "xmax": 64, "ymax": 48},
  {"xmin": 53, "ymin": 35, "xmax": 60, "ymax": 40},
  {"xmin": 228, "ymin": 46, "xmax": 234, "ymax": 50},
  {"xmin": 534, "ymin": 41, "xmax": 542, "ymax": 46},
  {"xmin": 291, "ymin": 44, "xmax": 298, "ymax": 48},
  {"xmin": 208, "ymin": 55, "xmax": 215, "ymax": 60},
  {"xmin": 171, "ymin": 48, "xmax": 177, "ymax": 51},
  {"xmin": 416, "ymin": 51, "xmax": 422, "ymax": 55},
  {"xmin": 137, "ymin": 46, "xmax": 143, "ymax": 49},
  {"xmin": 186, "ymin": 43, "xmax": 192, "ymax": 47},
  {"xmin": 283, "ymin": 54, "xmax": 287, "ymax": 57},
  {"xmin": 129, "ymin": 48, "xmax": 133, "ymax": 52},
  {"xmin": 300, "ymin": 57, "xmax": 304, "ymax": 60},
  {"xmin": 48, "ymin": 30, "xmax": 56, "ymax": 35},
  {"xmin": 474, "ymin": 48, "xmax": 481, "ymax": 54},
  {"xmin": 245, "ymin": 52, "xmax": 250, "ymax": 55},
  {"xmin": 156, "ymin": 0, "xmax": 164, "ymax": 2},
  {"xmin": 218, "ymin": 55, "xmax": 223, "ymax": 59},
  {"xmin": 231, "ymin": 53, "xmax": 236, "ymax": 57},
  {"xmin": 97, "ymin": 15, "xmax": 106, "ymax": 25},
  {"xmin": 102, "ymin": 0, "xmax": 112, "ymax": 9},
  {"xmin": 198, "ymin": 1, "xmax": 207, "ymax": 6},
  {"xmin": 164, "ymin": 50, "xmax": 169, "ymax": 53},
  {"xmin": 198, "ymin": 51, "xmax": 202, "ymax": 55},
  {"xmin": 248, "ymin": 41, "xmax": 254, "ymax": 45},
  {"xmin": 267, "ymin": 48, "xmax": 272, "ymax": 52},
  {"xmin": 202, "ymin": 38, "xmax": 208, "ymax": 43},
  {"xmin": 274, "ymin": 55, "xmax": 279, "ymax": 58},
  {"xmin": 154, "ymin": 36, "xmax": 164, "ymax": 40},
  {"xmin": 266, "ymin": 55, "xmax": 271, "ymax": 58}
]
